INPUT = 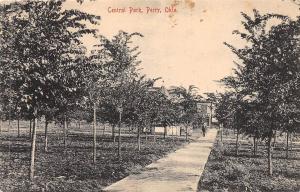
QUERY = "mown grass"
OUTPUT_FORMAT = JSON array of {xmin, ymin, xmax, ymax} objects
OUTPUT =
[
  {"xmin": 198, "ymin": 130, "xmax": 300, "ymax": 192},
  {"xmin": 0, "ymin": 125, "xmax": 186, "ymax": 192}
]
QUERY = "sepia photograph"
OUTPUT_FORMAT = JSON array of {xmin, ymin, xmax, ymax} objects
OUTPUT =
[{"xmin": 0, "ymin": 0, "xmax": 299, "ymax": 191}]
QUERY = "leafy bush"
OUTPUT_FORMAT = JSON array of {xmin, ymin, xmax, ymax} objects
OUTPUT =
[{"xmin": 225, "ymin": 163, "xmax": 249, "ymax": 181}]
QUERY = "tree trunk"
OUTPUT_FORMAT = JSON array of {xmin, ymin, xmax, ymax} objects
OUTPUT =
[
  {"xmin": 236, "ymin": 128, "xmax": 239, "ymax": 156},
  {"xmin": 163, "ymin": 126, "xmax": 166, "ymax": 139},
  {"xmin": 17, "ymin": 116, "xmax": 20, "ymax": 137},
  {"xmin": 172, "ymin": 126, "xmax": 174, "ymax": 141},
  {"xmin": 44, "ymin": 119, "xmax": 49, "ymax": 152},
  {"xmin": 118, "ymin": 111, "xmax": 122, "ymax": 159},
  {"xmin": 137, "ymin": 126, "xmax": 141, "ymax": 151},
  {"xmin": 290, "ymin": 133, "xmax": 293, "ymax": 152},
  {"xmin": 93, "ymin": 102, "xmax": 97, "ymax": 164},
  {"xmin": 253, "ymin": 136, "xmax": 256, "ymax": 156},
  {"xmin": 145, "ymin": 131, "xmax": 148, "ymax": 142},
  {"xmin": 37, "ymin": 119, "xmax": 39, "ymax": 131},
  {"xmin": 179, "ymin": 126, "xmax": 182, "ymax": 136},
  {"xmin": 0, "ymin": 119, "xmax": 2, "ymax": 134},
  {"xmin": 185, "ymin": 126, "xmax": 188, "ymax": 142},
  {"xmin": 8, "ymin": 122, "xmax": 10, "ymax": 133},
  {"xmin": 286, "ymin": 131, "xmax": 289, "ymax": 159},
  {"xmin": 32, "ymin": 119, "xmax": 35, "ymax": 139},
  {"xmin": 153, "ymin": 126, "xmax": 156, "ymax": 143},
  {"xmin": 273, "ymin": 130, "xmax": 277, "ymax": 147},
  {"xmin": 102, "ymin": 123, "xmax": 106, "ymax": 136},
  {"xmin": 112, "ymin": 124, "xmax": 116, "ymax": 143},
  {"xmin": 63, "ymin": 115, "xmax": 67, "ymax": 148},
  {"xmin": 29, "ymin": 120, "xmax": 32, "ymax": 138},
  {"xmin": 220, "ymin": 127, "xmax": 223, "ymax": 142},
  {"xmin": 8, "ymin": 108, "xmax": 11, "ymax": 132},
  {"xmin": 267, "ymin": 135, "xmax": 273, "ymax": 176},
  {"xmin": 255, "ymin": 139, "xmax": 258, "ymax": 154},
  {"xmin": 29, "ymin": 107, "xmax": 38, "ymax": 181}
]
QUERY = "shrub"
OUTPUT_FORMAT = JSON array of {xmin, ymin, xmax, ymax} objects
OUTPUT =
[
  {"xmin": 225, "ymin": 163, "xmax": 249, "ymax": 181},
  {"xmin": 212, "ymin": 143, "xmax": 224, "ymax": 160}
]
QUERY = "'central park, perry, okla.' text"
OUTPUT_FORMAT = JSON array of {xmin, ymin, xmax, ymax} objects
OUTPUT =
[{"xmin": 108, "ymin": 6, "xmax": 177, "ymax": 14}]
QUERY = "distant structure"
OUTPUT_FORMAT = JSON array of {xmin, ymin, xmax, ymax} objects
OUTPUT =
[
  {"xmin": 148, "ymin": 86, "xmax": 171, "ymax": 98},
  {"xmin": 196, "ymin": 101, "xmax": 216, "ymax": 127}
]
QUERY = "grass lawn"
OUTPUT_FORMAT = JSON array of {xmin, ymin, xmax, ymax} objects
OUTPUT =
[
  {"xmin": 0, "ymin": 123, "xmax": 186, "ymax": 192},
  {"xmin": 198, "ymin": 130, "xmax": 300, "ymax": 192}
]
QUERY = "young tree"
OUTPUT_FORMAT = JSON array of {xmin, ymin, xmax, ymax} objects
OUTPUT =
[
  {"xmin": 170, "ymin": 85, "xmax": 202, "ymax": 141},
  {"xmin": 94, "ymin": 31, "xmax": 143, "ymax": 158},
  {"xmin": 223, "ymin": 9, "xmax": 299, "ymax": 175},
  {"xmin": 124, "ymin": 76, "xmax": 161, "ymax": 151},
  {"xmin": 0, "ymin": 0, "xmax": 100, "ymax": 180}
]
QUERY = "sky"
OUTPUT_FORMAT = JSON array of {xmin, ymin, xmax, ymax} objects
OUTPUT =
[{"xmin": 49, "ymin": 0, "xmax": 300, "ymax": 94}]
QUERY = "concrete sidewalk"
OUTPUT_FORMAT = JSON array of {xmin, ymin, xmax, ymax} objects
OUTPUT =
[{"xmin": 103, "ymin": 128, "xmax": 218, "ymax": 192}]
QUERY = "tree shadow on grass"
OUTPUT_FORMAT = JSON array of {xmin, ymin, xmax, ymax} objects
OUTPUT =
[
  {"xmin": 281, "ymin": 171, "xmax": 300, "ymax": 180},
  {"xmin": 273, "ymin": 147, "xmax": 300, "ymax": 153},
  {"xmin": 274, "ymin": 156, "xmax": 300, "ymax": 161},
  {"xmin": 0, "ymin": 143, "xmax": 31, "ymax": 153},
  {"xmin": 0, "ymin": 136, "xmax": 31, "ymax": 142},
  {"xmin": 223, "ymin": 150, "xmax": 264, "ymax": 159}
]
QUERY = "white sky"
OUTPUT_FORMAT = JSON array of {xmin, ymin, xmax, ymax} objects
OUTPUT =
[{"xmin": 10, "ymin": 0, "xmax": 300, "ymax": 94}]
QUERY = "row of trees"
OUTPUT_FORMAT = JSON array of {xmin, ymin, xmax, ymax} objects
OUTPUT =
[
  {"xmin": 214, "ymin": 10, "xmax": 300, "ymax": 175},
  {"xmin": 0, "ymin": 0, "xmax": 205, "ymax": 181}
]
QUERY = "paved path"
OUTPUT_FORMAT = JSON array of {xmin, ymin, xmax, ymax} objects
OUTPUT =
[{"xmin": 103, "ymin": 128, "xmax": 218, "ymax": 192}]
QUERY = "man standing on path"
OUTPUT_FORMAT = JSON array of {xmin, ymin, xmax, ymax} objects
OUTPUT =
[{"xmin": 202, "ymin": 123, "xmax": 207, "ymax": 137}]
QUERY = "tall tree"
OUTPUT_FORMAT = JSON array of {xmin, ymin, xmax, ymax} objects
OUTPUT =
[
  {"xmin": 223, "ymin": 9, "xmax": 300, "ymax": 175},
  {"xmin": 170, "ymin": 85, "xmax": 202, "ymax": 141},
  {"xmin": 94, "ymin": 31, "xmax": 143, "ymax": 158},
  {"xmin": 0, "ymin": 0, "xmax": 100, "ymax": 180}
]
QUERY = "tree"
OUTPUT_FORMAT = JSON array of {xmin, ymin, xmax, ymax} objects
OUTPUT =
[
  {"xmin": 0, "ymin": 0, "xmax": 100, "ymax": 180},
  {"xmin": 123, "ymin": 76, "xmax": 161, "ymax": 151},
  {"xmin": 170, "ymin": 85, "xmax": 202, "ymax": 141},
  {"xmin": 223, "ymin": 9, "xmax": 300, "ymax": 175},
  {"xmin": 94, "ymin": 31, "xmax": 143, "ymax": 158}
]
